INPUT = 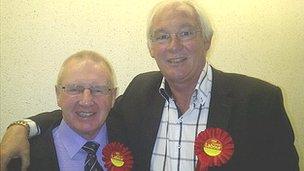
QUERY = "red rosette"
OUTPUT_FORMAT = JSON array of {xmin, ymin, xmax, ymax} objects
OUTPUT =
[
  {"xmin": 102, "ymin": 142, "xmax": 134, "ymax": 171},
  {"xmin": 194, "ymin": 128, "xmax": 234, "ymax": 171}
]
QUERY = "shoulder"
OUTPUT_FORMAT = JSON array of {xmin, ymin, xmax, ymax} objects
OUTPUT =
[
  {"xmin": 124, "ymin": 71, "xmax": 163, "ymax": 95},
  {"xmin": 29, "ymin": 109, "xmax": 62, "ymax": 123},
  {"xmin": 130, "ymin": 71, "xmax": 162, "ymax": 85},
  {"xmin": 113, "ymin": 71, "xmax": 163, "ymax": 112},
  {"xmin": 212, "ymin": 68, "xmax": 281, "ymax": 97}
]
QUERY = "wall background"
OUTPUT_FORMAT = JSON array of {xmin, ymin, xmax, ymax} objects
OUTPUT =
[{"xmin": 1, "ymin": 0, "xmax": 303, "ymax": 169}]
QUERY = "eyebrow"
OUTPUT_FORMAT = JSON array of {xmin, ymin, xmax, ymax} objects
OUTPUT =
[{"xmin": 152, "ymin": 23, "xmax": 198, "ymax": 34}]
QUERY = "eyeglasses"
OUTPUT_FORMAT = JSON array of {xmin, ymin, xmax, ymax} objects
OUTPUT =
[
  {"xmin": 150, "ymin": 28, "xmax": 201, "ymax": 44},
  {"xmin": 56, "ymin": 84, "xmax": 113, "ymax": 96}
]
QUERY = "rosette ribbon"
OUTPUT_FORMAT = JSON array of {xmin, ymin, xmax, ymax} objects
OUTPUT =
[
  {"xmin": 194, "ymin": 128, "xmax": 234, "ymax": 171},
  {"xmin": 102, "ymin": 142, "xmax": 134, "ymax": 171}
]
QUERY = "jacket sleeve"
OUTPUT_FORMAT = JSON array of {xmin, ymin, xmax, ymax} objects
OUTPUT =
[
  {"xmin": 28, "ymin": 110, "xmax": 62, "ymax": 135},
  {"xmin": 266, "ymin": 87, "xmax": 299, "ymax": 170},
  {"xmin": 7, "ymin": 158, "xmax": 21, "ymax": 171},
  {"xmin": 240, "ymin": 86, "xmax": 299, "ymax": 171}
]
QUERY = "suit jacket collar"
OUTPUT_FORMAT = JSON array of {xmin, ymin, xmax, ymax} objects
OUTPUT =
[
  {"xmin": 138, "ymin": 73, "xmax": 165, "ymax": 165},
  {"xmin": 207, "ymin": 68, "xmax": 233, "ymax": 130},
  {"xmin": 147, "ymin": 67, "xmax": 234, "ymax": 131}
]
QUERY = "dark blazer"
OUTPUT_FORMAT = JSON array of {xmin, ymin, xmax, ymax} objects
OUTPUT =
[
  {"xmin": 13, "ymin": 68, "xmax": 298, "ymax": 171},
  {"xmin": 107, "ymin": 68, "xmax": 299, "ymax": 171},
  {"xmin": 8, "ymin": 114, "xmax": 61, "ymax": 171}
]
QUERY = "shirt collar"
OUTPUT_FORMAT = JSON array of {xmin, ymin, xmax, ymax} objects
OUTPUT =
[
  {"xmin": 193, "ymin": 63, "xmax": 212, "ymax": 105},
  {"xmin": 56, "ymin": 119, "xmax": 108, "ymax": 159}
]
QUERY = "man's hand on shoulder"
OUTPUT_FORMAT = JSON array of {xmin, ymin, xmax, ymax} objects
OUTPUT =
[{"xmin": 0, "ymin": 125, "xmax": 30, "ymax": 171}]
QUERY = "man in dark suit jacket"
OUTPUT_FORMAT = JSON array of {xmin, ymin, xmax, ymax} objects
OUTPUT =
[
  {"xmin": 1, "ymin": 1, "xmax": 299, "ymax": 171},
  {"xmin": 107, "ymin": 69, "xmax": 299, "ymax": 171}
]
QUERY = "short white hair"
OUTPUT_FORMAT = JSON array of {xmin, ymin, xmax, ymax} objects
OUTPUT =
[
  {"xmin": 146, "ymin": 0, "xmax": 213, "ymax": 44},
  {"xmin": 57, "ymin": 50, "xmax": 116, "ymax": 88}
]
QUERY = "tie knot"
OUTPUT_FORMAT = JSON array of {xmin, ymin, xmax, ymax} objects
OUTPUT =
[{"xmin": 82, "ymin": 141, "xmax": 100, "ymax": 154}]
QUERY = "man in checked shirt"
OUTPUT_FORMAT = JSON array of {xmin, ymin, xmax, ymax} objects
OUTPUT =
[{"xmin": 0, "ymin": 1, "xmax": 299, "ymax": 171}]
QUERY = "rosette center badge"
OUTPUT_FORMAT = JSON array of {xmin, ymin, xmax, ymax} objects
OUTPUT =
[
  {"xmin": 111, "ymin": 152, "xmax": 125, "ymax": 167},
  {"xmin": 203, "ymin": 138, "xmax": 223, "ymax": 156}
]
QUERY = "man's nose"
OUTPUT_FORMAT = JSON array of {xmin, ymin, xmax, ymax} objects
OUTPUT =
[
  {"xmin": 79, "ymin": 88, "xmax": 94, "ymax": 106},
  {"xmin": 167, "ymin": 34, "xmax": 183, "ymax": 52}
]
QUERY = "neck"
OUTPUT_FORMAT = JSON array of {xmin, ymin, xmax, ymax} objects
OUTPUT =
[
  {"xmin": 82, "ymin": 132, "xmax": 97, "ymax": 140},
  {"xmin": 167, "ymin": 69, "xmax": 202, "ymax": 114},
  {"xmin": 81, "ymin": 126, "xmax": 103, "ymax": 140},
  {"xmin": 168, "ymin": 63, "xmax": 204, "ymax": 95}
]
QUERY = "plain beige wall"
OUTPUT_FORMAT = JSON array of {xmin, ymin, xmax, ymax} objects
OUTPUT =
[{"xmin": 1, "ymin": 0, "xmax": 303, "ymax": 169}]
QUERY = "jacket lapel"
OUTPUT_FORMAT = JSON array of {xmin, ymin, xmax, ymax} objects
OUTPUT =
[
  {"xmin": 142, "ymin": 91, "xmax": 165, "ymax": 144},
  {"xmin": 140, "ymin": 75, "xmax": 165, "ymax": 148},
  {"xmin": 207, "ymin": 68, "xmax": 233, "ymax": 130}
]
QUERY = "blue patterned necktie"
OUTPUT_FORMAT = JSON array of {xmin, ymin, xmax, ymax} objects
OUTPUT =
[{"xmin": 82, "ymin": 141, "xmax": 104, "ymax": 171}]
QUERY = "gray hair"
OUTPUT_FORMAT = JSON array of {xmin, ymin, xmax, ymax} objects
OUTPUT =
[
  {"xmin": 57, "ymin": 50, "xmax": 116, "ymax": 88},
  {"xmin": 146, "ymin": 0, "xmax": 213, "ymax": 44}
]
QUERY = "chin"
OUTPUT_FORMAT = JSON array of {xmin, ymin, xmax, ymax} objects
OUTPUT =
[{"xmin": 78, "ymin": 127, "xmax": 99, "ymax": 135}]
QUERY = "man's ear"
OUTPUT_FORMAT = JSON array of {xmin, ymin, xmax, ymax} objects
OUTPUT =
[
  {"xmin": 147, "ymin": 41, "xmax": 155, "ymax": 59},
  {"xmin": 55, "ymin": 86, "xmax": 61, "ymax": 106},
  {"xmin": 203, "ymin": 34, "xmax": 212, "ymax": 51},
  {"xmin": 204, "ymin": 39, "xmax": 211, "ymax": 51},
  {"xmin": 111, "ymin": 87, "xmax": 118, "ymax": 108}
]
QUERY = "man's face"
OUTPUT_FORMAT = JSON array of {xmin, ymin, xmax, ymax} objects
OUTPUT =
[
  {"xmin": 149, "ymin": 5, "xmax": 210, "ymax": 85},
  {"xmin": 56, "ymin": 59, "xmax": 116, "ymax": 139}
]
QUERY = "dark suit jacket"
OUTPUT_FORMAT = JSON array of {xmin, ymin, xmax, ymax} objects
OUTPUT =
[
  {"xmin": 8, "ymin": 114, "xmax": 61, "ymax": 171},
  {"xmin": 106, "ymin": 68, "xmax": 299, "ymax": 171},
  {"xmin": 11, "ymin": 68, "xmax": 299, "ymax": 171}
]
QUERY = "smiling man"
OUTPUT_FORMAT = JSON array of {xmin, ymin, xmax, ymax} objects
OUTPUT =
[
  {"xmin": 55, "ymin": 52, "xmax": 116, "ymax": 141},
  {"xmin": 7, "ymin": 50, "xmax": 116, "ymax": 171}
]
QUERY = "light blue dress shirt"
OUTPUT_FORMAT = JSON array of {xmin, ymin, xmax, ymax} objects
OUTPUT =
[{"xmin": 52, "ymin": 120, "xmax": 108, "ymax": 171}]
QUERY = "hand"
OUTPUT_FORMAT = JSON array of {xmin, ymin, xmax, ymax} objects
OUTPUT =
[{"xmin": 0, "ymin": 125, "xmax": 30, "ymax": 171}]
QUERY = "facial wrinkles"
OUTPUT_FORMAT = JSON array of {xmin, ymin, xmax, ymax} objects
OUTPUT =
[
  {"xmin": 153, "ymin": 13, "xmax": 200, "ymax": 61},
  {"xmin": 150, "ymin": 4, "xmax": 206, "ymax": 85},
  {"xmin": 55, "ymin": 57, "xmax": 115, "ymax": 140},
  {"xmin": 60, "ymin": 62, "xmax": 110, "ymax": 110},
  {"xmin": 67, "ymin": 68, "xmax": 110, "ymax": 88}
]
